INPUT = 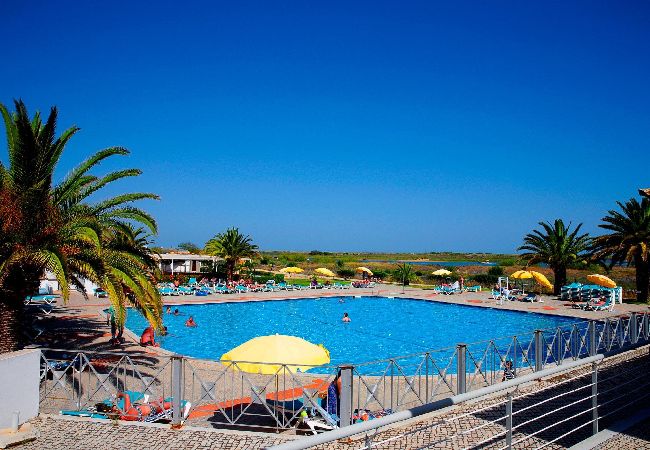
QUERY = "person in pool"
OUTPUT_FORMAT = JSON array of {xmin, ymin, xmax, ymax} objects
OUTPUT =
[
  {"xmin": 140, "ymin": 326, "xmax": 159, "ymax": 347},
  {"xmin": 342, "ymin": 312, "xmax": 351, "ymax": 323},
  {"xmin": 173, "ymin": 308, "xmax": 180, "ymax": 316},
  {"xmin": 166, "ymin": 306, "xmax": 172, "ymax": 314},
  {"xmin": 185, "ymin": 316, "xmax": 197, "ymax": 327}
]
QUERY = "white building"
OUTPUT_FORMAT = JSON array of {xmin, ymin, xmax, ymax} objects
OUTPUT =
[{"xmin": 155, "ymin": 253, "xmax": 222, "ymax": 275}]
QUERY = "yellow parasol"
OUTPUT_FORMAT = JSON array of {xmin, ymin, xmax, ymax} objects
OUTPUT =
[
  {"xmin": 587, "ymin": 274, "xmax": 617, "ymax": 289},
  {"xmin": 529, "ymin": 270, "xmax": 554, "ymax": 291},
  {"xmin": 356, "ymin": 267, "xmax": 374, "ymax": 276},
  {"xmin": 314, "ymin": 268, "xmax": 335, "ymax": 277},
  {"xmin": 511, "ymin": 270, "xmax": 533, "ymax": 279},
  {"xmin": 221, "ymin": 334, "xmax": 330, "ymax": 374},
  {"xmin": 432, "ymin": 269, "xmax": 452, "ymax": 276},
  {"xmin": 280, "ymin": 266, "xmax": 304, "ymax": 274}
]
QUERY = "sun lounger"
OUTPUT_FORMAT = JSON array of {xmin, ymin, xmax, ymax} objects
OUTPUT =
[
  {"xmin": 215, "ymin": 285, "xmax": 232, "ymax": 294},
  {"xmin": 61, "ymin": 391, "xmax": 191, "ymax": 423},
  {"xmin": 518, "ymin": 293, "xmax": 542, "ymax": 302},
  {"xmin": 177, "ymin": 285, "xmax": 194, "ymax": 295},
  {"xmin": 24, "ymin": 294, "xmax": 59, "ymax": 305},
  {"xmin": 465, "ymin": 285, "xmax": 481, "ymax": 293}
]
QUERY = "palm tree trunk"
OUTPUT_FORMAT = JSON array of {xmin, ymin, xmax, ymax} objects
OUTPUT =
[
  {"xmin": 0, "ymin": 293, "xmax": 25, "ymax": 353},
  {"xmin": 553, "ymin": 266, "xmax": 567, "ymax": 296},
  {"xmin": 634, "ymin": 255, "xmax": 649, "ymax": 303},
  {"xmin": 227, "ymin": 260, "xmax": 235, "ymax": 282}
]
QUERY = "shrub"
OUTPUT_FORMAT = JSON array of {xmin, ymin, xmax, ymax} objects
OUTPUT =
[
  {"xmin": 372, "ymin": 269, "xmax": 389, "ymax": 279},
  {"xmin": 488, "ymin": 266, "xmax": 505, "ymax": 277},
  {"xmin": 471, "ymin": 274, "xmax": 498, "ymax": 286},
  {"xmin": 337, "ymin": 268, "xmax": 355, "ymax": 279}
]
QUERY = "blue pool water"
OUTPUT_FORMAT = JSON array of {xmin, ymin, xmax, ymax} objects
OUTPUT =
[{"xmin": 125, "ymin": 296, "xmax": 581, "ymax": 369}]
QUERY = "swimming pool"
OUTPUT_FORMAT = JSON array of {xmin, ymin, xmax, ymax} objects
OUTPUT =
[{"xmin": 125, "ymin": 296, "xmax": 581, "ymax": 369}]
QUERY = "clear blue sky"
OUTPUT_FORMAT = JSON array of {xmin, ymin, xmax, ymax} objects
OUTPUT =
[{"xmin": 1, "ymin": 1, "xmax": 648, "ymax": 253}]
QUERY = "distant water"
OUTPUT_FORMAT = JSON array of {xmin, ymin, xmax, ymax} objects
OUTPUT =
[{"xmin": 361, "ymin": 259, "xmax": 496, "ymax": 267}]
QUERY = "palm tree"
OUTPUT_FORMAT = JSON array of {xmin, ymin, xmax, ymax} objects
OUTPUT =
[
  {"xmin": 393, "ymin": 263, "xmax": 417, "ymax": 292},
  {"xmin": 0, "ymin": 100, "xmax": 162, "ymax": 352},
  {"xmin": 518, "ymin": 219, "xmax": 591, "ymax": 295},
  {"xmin": 592, "ymin": 197, "xmax": 650, "ymax": 303},
  {"xmin": 204, "ymin": 228, "xmax": 258, "ymax": 281}
]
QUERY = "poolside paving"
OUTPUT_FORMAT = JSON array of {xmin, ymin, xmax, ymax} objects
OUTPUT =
[
  {"xmin": 595, "ymin": 417, "xmax": 650, "ymax": 449},
  {"xmin": 16, "ymin": 345, "xmax": 650, "ymax": 449},
  {"xmin": 19, "ymin": 284, "xmax": 650, "ymax": 449}
]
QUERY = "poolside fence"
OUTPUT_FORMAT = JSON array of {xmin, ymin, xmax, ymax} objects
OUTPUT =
[{"xmin": 37, "ymin": 311, "xmax": 650, "ymax": 432}]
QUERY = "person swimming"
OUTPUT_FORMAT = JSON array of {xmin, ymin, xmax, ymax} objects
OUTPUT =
[
  {"xmin": 166, "ymin": 306, "xmax": 172, "ymax": 314},
  {"xmin": 342, "ymin": 312, "xmax": 351, "ymax": 323},
  {"xmin": 185, "ymin": 316, "xmax": 197, "ymax": 327},
  {"xmin": 173, "ymin": 308, "xmax": 180, "ymax": 316}
]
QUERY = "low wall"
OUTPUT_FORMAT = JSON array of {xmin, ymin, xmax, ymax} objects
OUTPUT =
[{"xmin": 0, "ymin": 349, "xmax": 40, "ymax": 428}]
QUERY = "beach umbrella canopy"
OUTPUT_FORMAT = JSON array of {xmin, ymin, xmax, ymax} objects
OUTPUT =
[
  {"xmin": 221, "ymin": 334, "xmax": 330, "ymax": 374},
  {"xmin": 432, "ymin": 269, "xmax": 452, "ymax": 276},
  {"xmin": 315, "ymin": 268, "xmax": 335, "ymax": 277},
  {"xmin": 511, "ymin": 270, "xmax": 533, "ymax": 279},
  {"xmin": 529, "ymin": 271, "xmax": 553, "ymax": 291},
  {"xmin": 587, "ymin": 274, "xmax": 617, "ymax": 288},
  {"xmin": 280, "ymin": 266, "xmax": 304, "ymax": 274},
  {"xmin": 356, "ymin": 267, "xmax": 374, "ymax": 276}
]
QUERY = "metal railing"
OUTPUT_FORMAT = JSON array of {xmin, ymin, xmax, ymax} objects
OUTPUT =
[
  {"xmin": 268, "ymin": 349, "xmax": 650, "ymax": 449},
  {"xmin": 37, "ymin": 312, "xmax": 650, "ymax": 432}
]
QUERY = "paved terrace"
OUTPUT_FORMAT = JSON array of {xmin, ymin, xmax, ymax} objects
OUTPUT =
[
  {"xmin": 18, "ymin": 285, "xmax": 650, "ymax": 449},
  {"xmin": 16, "ymin": 344, "xmax": 650, "ymax": 449}
]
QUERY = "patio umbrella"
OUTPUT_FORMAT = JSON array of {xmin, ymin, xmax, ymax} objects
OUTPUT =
[
  {"xmin": 587, "ymin": 274, "xmax": 617, "ymax": 289},
  {"xmin": 355, "ymin": 267, "xmax": 373, "ymax": 276},
  {"xmin": 432, "ymin": 269, "xmax": 452, "ymax": 276},
  {"xmin": 280, "ymin": 267, "xmax": 304, "ymax": 274},
  {"xmin": 510, "ymin": 270, "xmax": 533, "ymax": 294},
  {"xmin": 511, "ymin": 270, "xmax": 533, "ymax": 279},
  {"xmin": 314, "ymin": 268, "xmax": 335, "ymax": 277},
  {"xmin": 529, "ymin": 271, "xmax": 553, "ymax": 291},
  {"xmin": 221, "ymin": 334, "xmax": 330, "ymax": 375}
]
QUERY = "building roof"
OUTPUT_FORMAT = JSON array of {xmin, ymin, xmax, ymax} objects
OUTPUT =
[{"xmin": 155, "ymin": 253, "xmax": 221, "ymax": 261}]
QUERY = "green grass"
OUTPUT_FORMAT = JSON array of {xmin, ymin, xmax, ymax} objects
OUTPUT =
[{"xmin": 261, "ymin": 251, "xmax": 518, "ymax": 265}]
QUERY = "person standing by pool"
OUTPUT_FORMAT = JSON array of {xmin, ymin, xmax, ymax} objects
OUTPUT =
[
  {"xmin": 342, "ymin": 312, "xmax": 351, "ymax": 323},
  {"xmin": 108, "ymin": 305, "xmax": 125, "ymax": 345},
  {"xmin": 140, "ymin": 326, "xmax": 159, "ymax": 347},
  {"xmin": 502, "ymin": 360, "xmax": 515, "ymax": 381}
]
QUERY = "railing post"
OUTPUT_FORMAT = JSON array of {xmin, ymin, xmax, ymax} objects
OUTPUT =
[
  {"xmin": 630, "ymin": 313, "xmax": 638, "ymax": 345},
  {"xmin": 534, "ymin": 330, "xmax": 543, "ymax": 372},
  {"xmin": 171, "ymin": 354, "xmax": 184, "ymax": 428},
  {"xmin": 589, "ymin": 320, "xmax": 597, "ymax": 357},
  {"xmin": 506, "ymin": 391, "xmax": 513, "ymax": 449},
  {"xmin": 457, "ymin": 344, "xmax": 467, "ymax": 395},
  {"xmin": 339, "ymin": 365, "xmax": 353, "ymax": 427},
  {"xmin": 512, "ymin": 336, "xmax": 517, "ymax": 377},
  {"xmin": 592, "ymin": 362, "xmax": 599, "ymax": 435}
]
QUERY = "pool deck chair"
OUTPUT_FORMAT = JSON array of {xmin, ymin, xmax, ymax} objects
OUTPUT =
[{"xmin": 24, "ymin": 294, "xmax": 59, "ymax": 305}]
